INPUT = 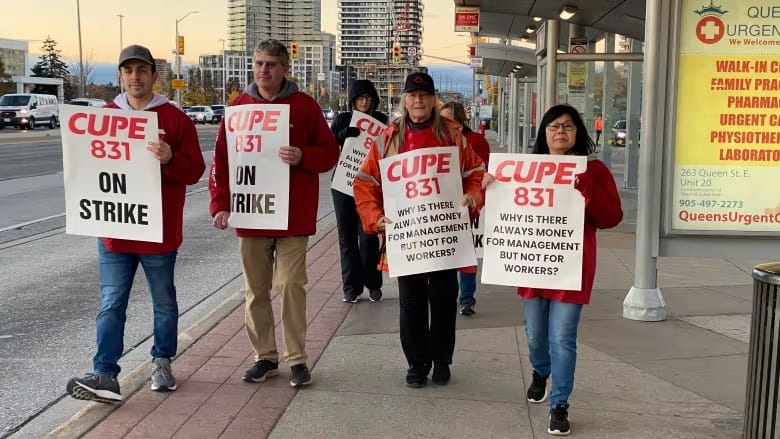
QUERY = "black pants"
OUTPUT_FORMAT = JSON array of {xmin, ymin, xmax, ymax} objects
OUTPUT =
[
  {"xmin": 332, "ymin": 189, "xmax": 382, "ymax": 296},
  {"xmin": 398, "ymin": 269, "xmax": 459, "ymax": 370},
  {"xmin": 595, "ymin": 130, "xmax": 602, "ymax": 143}
]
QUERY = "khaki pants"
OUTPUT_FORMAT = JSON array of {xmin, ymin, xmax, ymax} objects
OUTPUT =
[{"xmin": 239, "ymin": 236, "xmax": 309, "ymax": 366}]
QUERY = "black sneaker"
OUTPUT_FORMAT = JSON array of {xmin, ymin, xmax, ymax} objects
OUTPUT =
[
  {"xmin": 459, "ymin": 304, "xmax": 475, "ymax": 316},
  {"xmin": 243, "ymin": 360, "xmax": 279, "ymax": 383},
  {"xmin": 548, "ymin": 405, "xmax": 571, "ymax": 436},
  {"xmin": 431, "ymin": 363, "xmax": 451, "ymax": 385},
  {"xmin": 66, "ymin": 373, "xmax": 122, "ymax": 403},
  {"xmin": 290, "ymin": 364, "xmax": 312, "ymax": 387},
  {"xmin": 342, "ymin": 293, "xmax": 359, "ymax": 303},
  {"xmin": 527, "ymin": 370, "xmax": 548, "ymax": 403},
  {"xmin": 369, "ymin": 288, "xmax": 383, "ymax": 302},
  {"xmin": 405, "ymin": 365, "xmax": 429, "ymax": 388}
]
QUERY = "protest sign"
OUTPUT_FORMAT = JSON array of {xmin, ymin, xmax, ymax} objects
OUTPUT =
[
  {"xmin": 379, "ymin": 146, "xmax": 477, "ymax": 277},
  {"xmin": 481, "ymin": 153, "xmax": 587, "ymax": 290},
  {"xmin": 331, "ymin": 111, "xmax": 386, "ymax": 196},
  {"xmin": 224, "ymin": 104, "xmax": 290, "ymax": 229},
  {"xmin": 61, "ymin": 104, "xmax": 163, "ymax": 242},
  {"xmin": 471, "ymin": 210, "xmax": 485, "ymax": 259}
]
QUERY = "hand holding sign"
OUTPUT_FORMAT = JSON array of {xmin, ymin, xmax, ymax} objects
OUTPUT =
[
  {"xmin": 147, "ymin": 140, "xmax": 173, "ymax": 164},
  {"xmin": 278, "ymin": 146, "xmax": 302, "ymax": 165}
]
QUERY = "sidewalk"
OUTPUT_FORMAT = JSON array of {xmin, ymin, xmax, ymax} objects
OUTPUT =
[{"xmin": 47, "ymin": 132, "xmax": 754, "ymax": 438}]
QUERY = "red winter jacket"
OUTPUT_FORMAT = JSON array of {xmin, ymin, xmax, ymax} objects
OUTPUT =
[
  {"xmin": 517, "ymin": 158, "xmax": 623, "ymax": 304},
  {"xmin": 209, "ymin": 81, "xmax": 340, "ymax": 237},
  {"xmin": 101, "ymin": 98, "xmax": 205, "ymax": 254},
  {"xmin": 465, "ymin": 129, "xmax": 490, "ymax": 166}
]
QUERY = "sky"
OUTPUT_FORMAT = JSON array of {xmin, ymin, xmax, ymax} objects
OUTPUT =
[{"xmin": 3, "ymin": 0, "xmax": 472, "ymax": 67}]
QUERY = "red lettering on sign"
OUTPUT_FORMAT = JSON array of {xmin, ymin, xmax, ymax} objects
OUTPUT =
[
  {"xmin": 356, "ymin": 118, "xmax": 383, "ymax": 137},
  {"xmin": 494, "ymin": 160, "xmax": 576, "ymax": 184},
  {"xmin": 386, "ymin": 152, "xmax": 452, "ymax": 182},
  {"xmin": 68, "ymin": 113, "xmax": 146, "ymax": 139},
  {"xmin": 227, "ymin": 110, "xmax": 282, "ymax": 132}
]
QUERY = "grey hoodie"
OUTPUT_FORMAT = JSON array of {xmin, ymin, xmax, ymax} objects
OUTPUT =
[
  {"xmin": 244, "ymin": 79, "xmax": 300, "ymax": 102},
  {"xmin": 112, "ymin": 92, "xmax": 170, "ymax": 111}
]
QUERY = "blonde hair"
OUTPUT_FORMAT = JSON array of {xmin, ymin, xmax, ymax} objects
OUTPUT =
[{"xmin": 386, "ymin": 93, "xmax": 454, "ymax": 156}]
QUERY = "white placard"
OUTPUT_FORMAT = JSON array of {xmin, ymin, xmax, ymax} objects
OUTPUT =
[
  {"xmin": 471, "ymin": 211, "xmax": 485, "ymax": 259},
  {"xmin": 61, "ymin": 104, "xmax": 162, "ymax": 242},
  {"xmin": 379, "ymin": 146, "xmax": 477, "ymax": 277},
  {"xmin": 481, "ymin": 153, "xmax": 587, "ymax": 290},
  {"xmin": 331, "ymin": 111, "xmax": 386, "ymax": 196},
  {"xmin": 225, "ymin": 104, "xmax": 290, "ymax": 230}
]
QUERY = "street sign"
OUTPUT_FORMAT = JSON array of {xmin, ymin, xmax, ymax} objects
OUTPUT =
[
  {"xmin": 177, "ymin": 36, "xmax": 185, "ymax": 56},
  {"xmin": 317, "ymin": 72, "xmax": 325, "ymax": 81},
  {"xmin": 407, "ymin": 47, "xmax": 417, "ymax": 58},
  {"xmin": 171, "ymin": 79, "xmax": 186, "ymax": 90},
  {"xmin": 454, "ymin": 6, "xmax": 480, "ymax": 32},
  {"xmin": 470, "ymin": 57, "xmax": 483, "ymax": 68}
]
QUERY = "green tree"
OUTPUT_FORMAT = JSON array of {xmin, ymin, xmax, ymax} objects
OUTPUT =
[
  {"xmin": 0, "ymin": 57, "xmax": 15, "ymax": 96},
  {"xmin": 30, "ymin": 36, "xmax": 75, "ymax": 99}
]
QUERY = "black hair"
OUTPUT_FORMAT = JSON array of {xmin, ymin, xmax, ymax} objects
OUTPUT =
[{"xmin": 533, "ymin": 104, "xmax": 595, "ymax": 156}]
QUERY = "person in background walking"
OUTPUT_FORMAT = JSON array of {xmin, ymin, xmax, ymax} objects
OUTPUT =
[
  {"xmin": 330, "ymin": 80, "xmax": 388, "ymax": 303},
  {"xmin": 354, "ymin": 72, "xmax": 485, "ymax": 388},
  {"xmin": 440, "ymin": 101, "xmax": 490, "ymax": 316},
  {"xmin": 209, "ymin": 39, "xmax": 339, "ymax": 388},
  {"xmin": 66, "ymin": 44, "xmax": 205, "ymax": 403},
  {"xmin": 483, "ymin": 104, "xmax": 622, "ymax": 435},
  {"xmin": 594, "ymin": 114, "xmax": 603, "ymax": 143}
]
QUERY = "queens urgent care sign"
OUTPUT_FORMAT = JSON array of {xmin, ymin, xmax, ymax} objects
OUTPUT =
[{"xmin": 454, "ymin": 7, "xmax": 479, "ymax": 32}]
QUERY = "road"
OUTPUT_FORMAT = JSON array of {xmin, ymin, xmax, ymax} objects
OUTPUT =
[{"xmin": 0, "ymin": 125, "xmax": 336, "ymax": 438}]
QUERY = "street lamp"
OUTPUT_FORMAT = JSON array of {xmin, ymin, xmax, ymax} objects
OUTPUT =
[
  {"xmin": 117, "ymin": 14, "xmax": 125, "ymax": 51},
  {"xmin": 218, "ymin": 38, "xmax": 226, "ymax": 105},
  {"xmin": 175, "ymin": 10, "xmax": 198, "ymax": 107},
  {"xmin": 76, "ymin": 0, "xmax": 85, "ymax": 97}
]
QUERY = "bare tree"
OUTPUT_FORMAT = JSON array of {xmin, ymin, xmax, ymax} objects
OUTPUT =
[{"xmin": 70, "ymin": 50, "xmax": 96, "ymax": 94}]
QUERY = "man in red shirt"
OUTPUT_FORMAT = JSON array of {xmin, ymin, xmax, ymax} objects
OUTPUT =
[
  {"xmin": 209, "ymin": 39, "xmax": 339, "ymax": 388},
  {"xmin": 66, "ymin": 44, "xmax": 205, "ymax": 403}
]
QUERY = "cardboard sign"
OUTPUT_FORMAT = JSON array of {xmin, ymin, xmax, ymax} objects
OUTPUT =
[
  {"xmin": 379, "ymin": 146, "xmax": 477, "ymax": 277},
  {"xmin": 61, "ymin": 104, "xmax": 163, "ymax": 242},
  {"xmin": 481, "ymin": 153, "xmax": 587, "ymax": 290},
  {"xmin": 331, "ymin": 111, "xmax": 386, "ymax": 196},
  {"xmin": 224, "ymin": 104, "xmax": 290, "ymax": 230}
]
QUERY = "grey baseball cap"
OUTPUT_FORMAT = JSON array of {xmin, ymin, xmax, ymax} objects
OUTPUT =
[{"xmin": 118, "ymin": 45, "xmax": 155, "ymax": 67}]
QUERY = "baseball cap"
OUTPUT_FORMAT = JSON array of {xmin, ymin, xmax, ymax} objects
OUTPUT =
[
  {"xmin": 403, "ymin": 72, "xmax": 435, "ymax": 95},
  {"xmin": 118, "ymin": 45, "xmax": 155, "ymax": 67}
]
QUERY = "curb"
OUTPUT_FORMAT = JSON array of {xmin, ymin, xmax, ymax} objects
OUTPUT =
[{"xmin": 44, "ymin": 287, "xmax": 245, "ymax": 439}]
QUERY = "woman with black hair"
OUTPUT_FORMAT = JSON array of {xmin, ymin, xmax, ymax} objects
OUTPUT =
[{"xmin": 484, "ymin": 104, "xmax": 623, "ymax": 435}]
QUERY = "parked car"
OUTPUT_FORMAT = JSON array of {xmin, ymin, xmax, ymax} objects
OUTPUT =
[
  {"xmin": 185, "ymin": 106, "xmax": 216, "ymax": 124},
  {"xmin": 611, "ymin": 119, "xmax": 641, "ymax": 147},
  {"xmin": 322, "ymin": 108, "xmax": 335, "ymax": 121},
  {"xmin": 0, "ymin": 93, "xmax": 59, "ymax": 130},
  {"xmin": 211, "ymin": 105, "xmax": 225, "ymax": 123},
  {"xmin": 67, "ymin": 98, "xmax": 106, "ymax": 107}
]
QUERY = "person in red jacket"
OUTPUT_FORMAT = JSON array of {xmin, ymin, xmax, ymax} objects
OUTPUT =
[
  {"xmin": 484, "ymin": 104, "xmax": 622, "ymax": 436},
  {"xmin": 209, "ymin": 39, "xmax": 339, "ymax": 388},
  {"xmin": 440, "ymin": 101, "xmax": 490, "ymax": 316},
  {"xmin": 66, "ymin": 44, "xmax": 206, "ymax": 403},
  {"xmin": 354, "ymin": 73, "xmax": 485, "ymax": 388}
]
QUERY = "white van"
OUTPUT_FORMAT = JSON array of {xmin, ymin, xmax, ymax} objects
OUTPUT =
[{"xmin": 0, "ymin": 93, "xmax": 60, "ymax": 130}]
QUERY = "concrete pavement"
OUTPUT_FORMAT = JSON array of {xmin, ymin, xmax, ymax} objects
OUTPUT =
[{"xmin": 40, "ymin": 131, "xmax": 758, "ymax": 438}]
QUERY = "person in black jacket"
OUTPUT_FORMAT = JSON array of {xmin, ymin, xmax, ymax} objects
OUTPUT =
[{"xmin": 331, "ymin": 80, "xmax": 389, "ymax": 303}]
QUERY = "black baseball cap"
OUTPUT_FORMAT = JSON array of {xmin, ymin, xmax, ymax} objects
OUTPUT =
[
  {"xmin": 118, "ymin": 45, "xmax": 155, "ymax": 67},
  {"xmin": 403, "ymin": 72, "xmax": 435, "ymax": 94}
]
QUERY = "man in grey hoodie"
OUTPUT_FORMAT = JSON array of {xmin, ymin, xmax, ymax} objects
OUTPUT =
[{"xmin": 66, "ymin": 44, "xmax": 205, "ymax": 403}]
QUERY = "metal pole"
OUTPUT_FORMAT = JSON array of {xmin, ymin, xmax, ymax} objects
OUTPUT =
[
  {"xmin": 175, "ymin": 20, "xmax": 181, "ymax": 107},
  {"xmin": 117, "ymin": 14, "xmax": 124, "ymax": 51},
  {"xmin": 623, "ymin": 0, "xmax": 667, "ymax": 321},
  {"xmin": 76, "ymin": 0, "xmax": 85, "ymax": 97},
  {"xmin": 544, "ymin": 19, "xmax": 559, "ymax": 110},
  {"xmin": 220, "ymin": 39, "xmax": 226, "ymax": 104}
]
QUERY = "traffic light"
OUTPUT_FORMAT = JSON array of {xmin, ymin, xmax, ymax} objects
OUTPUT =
[
  {"xmin": 177, "ymin": 36, "xmax": 185, "ymax": 56},
  {"xmin": 291, "ymin": 42, "xmax": 299, "ymax": 61},
  {"xmin": 392, "ymin": 44, "xmax": 401, "ymax": 64}
]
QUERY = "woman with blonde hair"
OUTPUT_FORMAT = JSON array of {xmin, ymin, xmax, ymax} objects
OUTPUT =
[{"xmin": 353, "ymin": 72, "xmax": 485, "ymax": 388}]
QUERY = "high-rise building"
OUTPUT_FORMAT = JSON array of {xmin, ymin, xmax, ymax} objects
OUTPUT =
[
  {"xmin": 338, "ymin": 0, "xmax": 423, "ymax": 66},
  {"xmin": 227, "ymin": 0, "xmax": 323, "ymax": 53}
]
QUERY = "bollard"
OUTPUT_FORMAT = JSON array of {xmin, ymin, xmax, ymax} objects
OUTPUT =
[{"xmin": 744, "ymin": 262, "xmax": 780, "ymax": 439}]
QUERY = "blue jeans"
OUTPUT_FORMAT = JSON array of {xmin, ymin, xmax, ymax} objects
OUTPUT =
[
  {"xmin": 94, "ymin": 239, "xmax": 178, "ymax": 377},
  {"xmin": 458, "ymin": 272, "xmax": 476, "ymax": 306},
  {"xmin": 522, "ymin": 297, "xmax": 583, "ymax": 408}
]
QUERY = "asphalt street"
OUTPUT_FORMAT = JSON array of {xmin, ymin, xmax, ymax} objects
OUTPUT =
[{"xmin": 0, "ymin": 125, "xmax": 336, "ymax": 438}]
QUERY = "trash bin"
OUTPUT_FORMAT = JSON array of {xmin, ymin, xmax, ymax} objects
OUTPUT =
[{"xmin": 744, "ymin": 262, "xmax": 780, "ymax": 439}]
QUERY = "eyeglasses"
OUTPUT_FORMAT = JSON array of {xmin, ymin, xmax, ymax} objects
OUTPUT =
[{"xmin": 546, "ymin": 123, "xmax": 577, "ymax": 132}]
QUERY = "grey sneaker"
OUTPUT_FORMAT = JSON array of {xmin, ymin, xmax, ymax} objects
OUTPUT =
[
  {"xmin": 67, "ymin": 373, "xmax": 122, "ymax": 403},
  {"xmin": 151, "ymin": 358, "xmax": 177, "ymax": 391}
]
